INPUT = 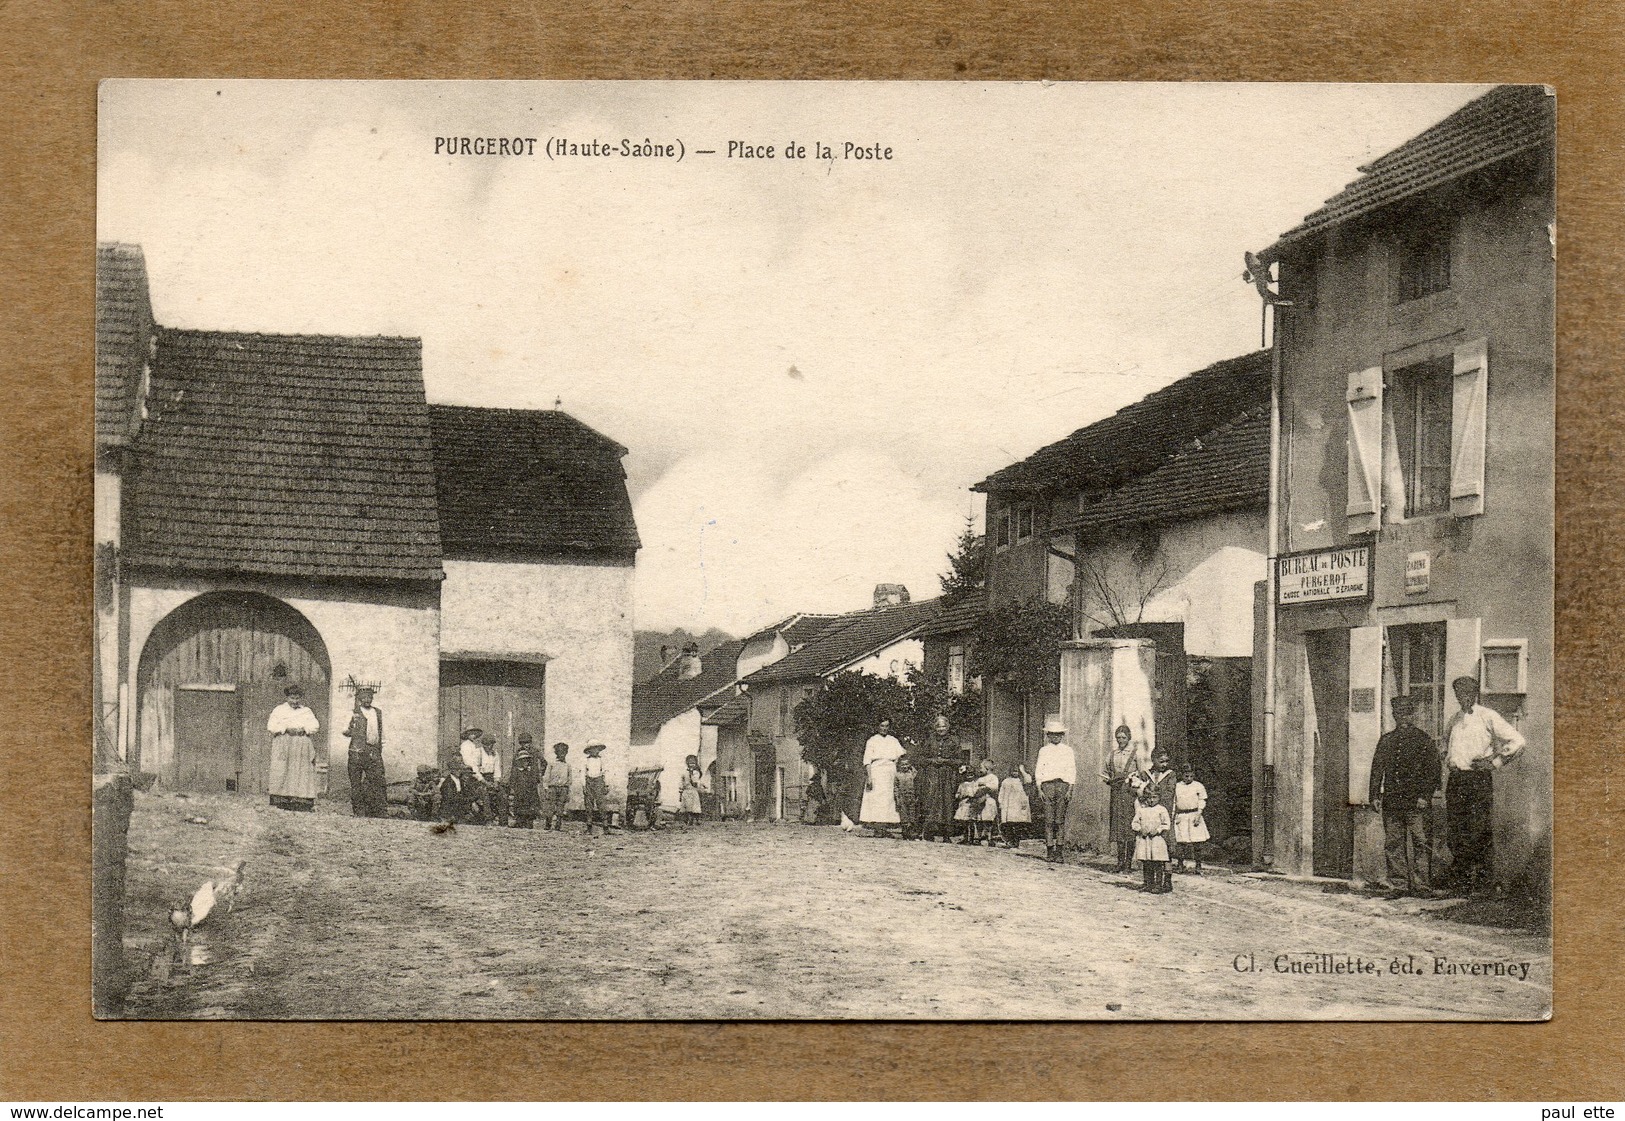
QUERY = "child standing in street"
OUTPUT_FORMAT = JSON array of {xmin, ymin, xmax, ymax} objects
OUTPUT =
[
  {"xmin": 997, "ymin": 761, "xmax": 1033, "ymax": 847},
  {"xmin": 893, "ymin": 754, "xmax": 922, "ymax": 839},
  {"xmin": 1172, "ymin": 764, "xmax": 1210, "ymax": 874},
  {"xmin": 953, "ymin": 766, "xmax": 978, "ymax": 843},
  {"xmin": 508, "ymin": 734, "xmax": 542, "ymax": 829},
  {"xmin": 542, "ymin": 742, "xmax": 572, "ymax": 831},
  {"xmin": 972, "ymin": 759, "xmax": 1001, "ymax": 846},
  {"xmin": 1132, "ymin": 785, "xmax": 1172, "ymax": 893},
  {"xmin": 679, "ymin": 755, "xmax": 706, "ymax": 826}
]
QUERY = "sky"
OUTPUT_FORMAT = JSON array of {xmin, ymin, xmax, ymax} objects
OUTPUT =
[{"xmin": 98, "ymin": 80, "xmax": 1489, "ymax": 637}]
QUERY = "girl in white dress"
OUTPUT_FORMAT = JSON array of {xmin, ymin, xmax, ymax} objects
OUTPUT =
[
  {"xmin": 267, "ymin": 685, "xmax": 322, "ymax": 812},
  {"xmin": 1172, "ymin": 764, "xmax": 1210, "ymax": 874},
  {"xmin": 1132, "ymin": 786, "xmax": 1172, "ymax": 893}
]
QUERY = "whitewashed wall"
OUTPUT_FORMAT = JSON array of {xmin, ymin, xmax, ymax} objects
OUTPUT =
[
  {"xmin": 1077, "ymin": 509, "xmax": 1267, "ymax": 658},
  {"xmin": 440, "ymin": 558, "xmax": 635, "ymax": 804}
]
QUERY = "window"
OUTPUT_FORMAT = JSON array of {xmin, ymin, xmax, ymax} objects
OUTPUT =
[
  {"xmin": 1394, "ymin": 226, "xmax": 1451, "ymax": 304},
  {"xmin": 1014, "ymin": 503, "xmax": 1035, "ymax": 542},
  {"xmin": 778, "ymin": 686, "xmax": 792, "ymax": 730},
  {"xmin": 994, "ymin": 506, "xmax": 1012, "ymax": 549},
  {"xmin": 947, "ymin": 644, "xmax": 966, "ymax": 695},
  {"xmin": 1386, "ymin": 358, "xmax": 1453, "ymax": 519},
  {"xmin": 1389, "ymin": 622, "xmax": 1447, "ymax": 744}
]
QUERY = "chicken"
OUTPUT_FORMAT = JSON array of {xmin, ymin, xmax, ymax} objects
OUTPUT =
[
  {"xmin": 839, "ymin": 812, "xmax": 860, "ymax": 833},
  {"xmin": 211, "ymin": 860, "xmax": 247, "ymax": 914},
  {"xmin": 168, "ymin": 860, "xmax": 247, "ymax": 944}
]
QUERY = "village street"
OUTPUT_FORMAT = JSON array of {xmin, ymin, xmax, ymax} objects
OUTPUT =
[{"xmin": 119, "ymin": 790, "xmax": 1549, "ymax": 1021}]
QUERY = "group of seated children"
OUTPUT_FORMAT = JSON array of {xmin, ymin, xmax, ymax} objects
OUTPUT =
[
  {"xmin": 950, "ymin": 759, "xmax": 1037, "ymax": 847},
  {"xmin": 407, "ymin": 734, "xmax": 603, "ymax": 832}
]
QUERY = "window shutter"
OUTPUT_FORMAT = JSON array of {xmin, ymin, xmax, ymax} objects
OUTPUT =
[
  {"xmin": 1451, "ymin": 338, "xmax": 1488, "ymax": 517},
  {"xmin": 1444, "ymin": 617, "xmax": 1483, "ymax": 716},
  {"xmin": 1346, "ymin": 366, "xmax": 1384, "ymax": 534},
  {"xmin": 1347, "ymin": 625, "xmax": 1384, "ymax": 804}
]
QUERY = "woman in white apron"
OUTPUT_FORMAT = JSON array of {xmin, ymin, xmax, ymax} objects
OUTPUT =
[
  {"xmin": 858, "ymin": 717, "xmax": 905, "ymax": 836},
  {"xmin": 267, "ymin": 684, "xmax": 322, "ymax": 811}
]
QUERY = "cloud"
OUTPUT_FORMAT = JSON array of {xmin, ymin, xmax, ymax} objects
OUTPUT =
[{"xmin": 633, "ymin": 447, "xmax": 967, "ymax": 634}]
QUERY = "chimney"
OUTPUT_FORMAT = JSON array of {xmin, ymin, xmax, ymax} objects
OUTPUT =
[
  {"xmin": 873, "ymin": 583, "xmax": 911, "ymax": 608},
  {"xmin": 679, "ymin": 642, "xmax": 703, "ymax": 679}
]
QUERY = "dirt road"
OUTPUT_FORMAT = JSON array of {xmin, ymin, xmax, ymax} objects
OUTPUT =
[{"xmin": 117, "ymin": 790, "xmax": 1549, "ymax": 1020}]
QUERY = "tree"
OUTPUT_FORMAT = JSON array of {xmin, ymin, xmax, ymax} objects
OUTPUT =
[
  {"xmin": 971, "ymin": 596, "xmax": 1073, "ymax": 696},
  {"xmin": 938, "ymin": 515, "xmax": 986, "ymax": 605},
  {"xmin": 1076, "ymin": 535, "xmax": 1172, "ymax": 632},
  {"xmin": 792, "ymin": 671, "xmax": 917, "ymax": 780}
]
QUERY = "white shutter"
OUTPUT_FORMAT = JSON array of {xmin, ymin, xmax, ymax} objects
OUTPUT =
[
  {"xmin": 1346, "ymin": 366, "xmax": 1384, "ymax": 533},
  {"xmin": 1347, "ymin": 625, "xmax": 1384, "ymax": 804},
  {"xmin": 1451, "ymin": 338, "xmax": 1489, "ymax": 517},
  {"xmin": 1445, "ymin": 617, "xmax": 1483, "ymax": 717}
]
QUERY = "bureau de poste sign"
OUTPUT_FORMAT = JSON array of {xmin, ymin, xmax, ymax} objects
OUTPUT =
[{"xmin": 1276, "ymin": 544, "xmax": 1373, "ymax": 605}]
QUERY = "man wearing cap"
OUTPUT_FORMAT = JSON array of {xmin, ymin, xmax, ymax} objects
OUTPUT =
[
  {"xmin": 267, "ymin": 684, "xmax": 322, "ymax": 812},
  {"xmin": 341, "ymin": 685, "xmax": 387, "ymax": 819},
  {"xmin": 508, "ymin": 733, "xmax": 542, "ymax": 829},
  {"xmin": 1033, "ymin": 716, "xmax": 1076, "ymax": 863},
  {"xmin": 1442, "ymin": 676, "xmax": 1526, "ymax": 895},
  {"xmin": 1368, "ymin": 694, "xmax": 1441, "ymax": 899},
  {"xmin": 582, "ymin": 742, "xmax": 610, "ymax": 835}
]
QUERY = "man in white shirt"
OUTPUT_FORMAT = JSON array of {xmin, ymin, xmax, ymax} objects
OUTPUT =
[
  {"xmin": 1033, "ymin": 716, "xmax": 1076, "ymax": 864},
  {"xmin": 1443, "ymin": 676, "xmax": 1526, "ymax": 895}
]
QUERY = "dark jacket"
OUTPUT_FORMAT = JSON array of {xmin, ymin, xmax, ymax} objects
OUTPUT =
[
  {"xmin": 509, "ymin": 752, "xmax": 542, "ymax": 818},
  {"xmin": 343, "ymin": 707, "xmax": 385, "ymax": 754},
  {"xmin": 1369, "ymin": 725, "xmax": 1441, "ymax": 805}
]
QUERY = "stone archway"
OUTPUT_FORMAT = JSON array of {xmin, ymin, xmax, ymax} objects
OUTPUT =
[{"xmin": 136, "ymin": 591, "xmax": 331, "ymax": 793}]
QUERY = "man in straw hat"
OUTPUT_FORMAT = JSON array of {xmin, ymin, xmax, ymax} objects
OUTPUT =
[
  {"xmin": 1033, "ymin": 715, "xmax": 1076, "ymax": 863},
  {"xmin": 1368, "ymin": 693, "xmax": 1441, "ymax": 900}
]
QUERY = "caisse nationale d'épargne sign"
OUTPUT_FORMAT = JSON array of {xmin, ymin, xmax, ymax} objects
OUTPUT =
[{"xmin": 1277, "ymin": 545, "xmax": 1373, "ymax": 605}]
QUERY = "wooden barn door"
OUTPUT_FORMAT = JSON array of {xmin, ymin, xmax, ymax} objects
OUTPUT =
[
  {"xmin": 439, "ymin": 659, "xmax": 545, "ymax": 775},
  {"xmin": 174, "ymin": 686, "xmax": 242, "ymax": 792},
  {"xmin": 138, "ymin": 592, "xmax": 330, "ymax": 793}
]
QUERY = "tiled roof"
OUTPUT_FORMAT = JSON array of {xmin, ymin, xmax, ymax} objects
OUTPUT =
[
  {"xmin": 743, "ymin": 598, "xmax": 942, "ymax": 685},
  {"xmin": 631, "ymin": 639, "xmax": 748, "ymax": 737},
  {"xmin": 429, "ymin": 405, "xmax": 640, "ymax": 561},
  {"xmin": 124, "ymin": 329, "xmax": 444, "ymax": 582},
  {"xmin": 96, "ymin": 243, "xmax": 156, "ymax": 453},
  {"xmin": 916, "ymin": 592, "xmax": 987, "ymax": 638},
  {"xmin": 701, "ymin": 693, "xmax": 749, "ymax": 727},
  {"xmin": 973, "ymin": 350, "xmax": 1270, "ymax": 495},
  {"xmin": 1269, "ymin": 84, "xmax": 1554, "ymax": 256},
  {"xmin": 1055, "ymin": 407, "xmax": 1269, "ymax": 537}
]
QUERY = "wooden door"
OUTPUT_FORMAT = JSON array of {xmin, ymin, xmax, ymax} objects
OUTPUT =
[
  {"xmin": 1307, "ymin": 629, "xmax": 1354, "ymax": 878},
  {"xmin": 751, "ymin": 735, "xmax": 775, "ymax": 820},
  {"xmin": 174, "ymin": 686, "xmax": 242, "ymax": 792},
  {"xmin": 440, "ymin": 660, "xmax": 545, "ymax": 774}
]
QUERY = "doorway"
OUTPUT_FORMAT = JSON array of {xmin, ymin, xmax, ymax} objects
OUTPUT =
[
  {"xmin": 1306, "ymin": 629, "xmax": 1353, "ymax": 878},
  {"xmin": 174, "ymin": 686, "xmax": 242, "ymax": 791}
]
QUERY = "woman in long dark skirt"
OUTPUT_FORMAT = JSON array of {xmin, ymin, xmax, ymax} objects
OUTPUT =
[{"xmin": 1101, "ymin": 724, "xmax": 1139, "ymax": 872}]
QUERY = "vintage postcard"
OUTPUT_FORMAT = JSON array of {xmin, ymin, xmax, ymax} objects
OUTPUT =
[{"xmin": 93, "ymin": 80, "xmax": 1553, "ymax": 1021}]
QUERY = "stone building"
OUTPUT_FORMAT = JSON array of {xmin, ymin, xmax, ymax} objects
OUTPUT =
[
  {"xmin": 97, "ymin": 243, "xmax": 638, "ymax": 809},
  {"xmin": 1251, "ymin": 85, "xmax": 1554, "ymax": 897}
]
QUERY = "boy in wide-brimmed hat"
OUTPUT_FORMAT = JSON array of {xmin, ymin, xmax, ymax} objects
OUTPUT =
[{"xmin": 1033, "ymin": 716, "xmax": 1076, "ymax": 863}]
